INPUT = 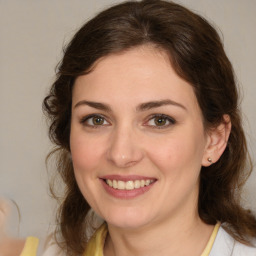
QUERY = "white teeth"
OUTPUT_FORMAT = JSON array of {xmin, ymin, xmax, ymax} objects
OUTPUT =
[
  {"xmin": 105, "ymin": 179, "xmax": 154, "ymax": 190},
  {"xmin": 125, "ymin": 181, "xmax": 134, "ymax": 190},
  {"xmin": 106, "ymin": 179, "xmax": 112, "ymax": 187},
  {"xmin": 134, "ymin": 180, "xmax": 141, "ymax": 189},
  {"xmin": 117, "ymin": 180, "xmax": 125, "ymax": 189},
  {"xmin": 113, "ymin": 180, "xmax": 118, "ymax": 189},
  {"xmin": 145, "ymin": 180, "xmax": 150, "ymax": 186}
]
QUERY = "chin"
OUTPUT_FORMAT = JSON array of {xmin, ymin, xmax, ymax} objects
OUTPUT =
[
  {"xmin": 102, "ymin": 207, "xmax": 152, "ymax": 230},
  {"xmin": 108, "ymin": 218, "xmax": 149, "ymax": 230}
]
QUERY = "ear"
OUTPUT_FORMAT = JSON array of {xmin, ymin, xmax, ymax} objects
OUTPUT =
[{"xmin": 202, "ymin": 115, "xmax": 231, "ymax": 167}]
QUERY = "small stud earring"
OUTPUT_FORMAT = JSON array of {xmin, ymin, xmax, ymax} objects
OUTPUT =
[{"xmin": 207, "ymin": 157, "xmax": 212, "ymax": 163}]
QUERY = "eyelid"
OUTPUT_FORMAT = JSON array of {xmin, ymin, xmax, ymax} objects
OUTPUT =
[
  {"xmin": 80, "ymin": 114, "xmax": 111, "ymax": 127},
  {"xmin": 79, "ymin": 113, "xmax": 176, "ymax": 129},
  {"xmin": 144, "ymin": 114, "xmax": 176, "ymax": 129}
]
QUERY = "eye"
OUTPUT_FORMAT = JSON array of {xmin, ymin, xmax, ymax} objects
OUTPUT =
[
  {"xmin": 80, "ymin": 114, "xmax": 110, "ymax": 127},
  {"xmin": 146, "ymin": 114, "xmax": 176, "ymax": 128}
]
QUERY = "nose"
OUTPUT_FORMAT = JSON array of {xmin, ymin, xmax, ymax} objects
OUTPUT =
[{"xmin": 106, "ymin": 125, "xmax": 144, "ymax": 168}]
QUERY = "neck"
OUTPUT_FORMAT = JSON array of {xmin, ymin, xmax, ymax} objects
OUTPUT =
[{"xmin": 104, "ymin": 212, "xmax": 214, "ymax": 256}]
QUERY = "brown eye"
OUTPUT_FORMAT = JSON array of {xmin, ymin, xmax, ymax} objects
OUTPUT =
[
  {"xmin": 154, "ymin": 117, "xmax": 167, "ymax": 126},
  {"xmin": 92, "ymin": 116, "xmax": 104, "ymax": 125},
  {"xmin": 81, "ymin": 114, "xmax": 109, "ymax": 127},
  {"xmin": 146, "ymin": 114, "xmax": 176, "ymax": 129}
]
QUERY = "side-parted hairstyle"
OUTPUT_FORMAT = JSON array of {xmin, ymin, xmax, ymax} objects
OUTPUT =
[{"xmin": 43, "ymin": 0, "xmax": 256, "ymax": 254}]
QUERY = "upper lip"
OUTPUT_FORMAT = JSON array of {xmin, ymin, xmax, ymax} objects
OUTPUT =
[{"xmin": 100, "ymin": 175, "xmax": 157, "ymax": 182}]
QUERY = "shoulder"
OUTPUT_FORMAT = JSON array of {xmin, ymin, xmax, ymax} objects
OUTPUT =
[
  {"xmin": 210, "ymin": 225, "xmax": 256, "ymax": 256},
  {"xmin": 42, "ymin": 244, "xmax": 65, "ymax": 256},
  {"xmin": 233, "ymin": 238, "xmax": 256, "ymax": 255},
  {"xmin": 42, "ymin": 237, "xmax": 65, "ymax": 256}
]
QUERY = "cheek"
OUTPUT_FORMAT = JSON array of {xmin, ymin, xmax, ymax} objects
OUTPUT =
[
  {"xmin": 70, "ymin": 133, "xmax": 104, "ymax": 207},
  {"xmin": 70, "ymin": 133, "xmax": 104, "ymax": 176},
  {"xmin": 146, "ymin": 129, "xmax": 206, "ymax": 175}
]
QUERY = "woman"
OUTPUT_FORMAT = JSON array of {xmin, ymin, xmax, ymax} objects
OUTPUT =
[{"xmin": 43, "ymin": 0, "xmax": 256, "ymax": 255}]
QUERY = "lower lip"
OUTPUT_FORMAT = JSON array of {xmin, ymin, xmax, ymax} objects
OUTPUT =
[{"xmin": 101, "ymin": 179, "xmax": 155, "ymax": 199}]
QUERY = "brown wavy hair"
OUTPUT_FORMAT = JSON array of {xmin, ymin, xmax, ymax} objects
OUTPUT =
[{"xmin": 43, "ymin": 0, "xmax": 256, "ymax": 254}]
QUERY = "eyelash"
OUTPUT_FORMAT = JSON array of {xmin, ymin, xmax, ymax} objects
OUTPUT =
[
  {"xmin": 79, "ymin": 114, "xmax": 176, "ymax": 129},
  {"xmin": 80, "ymin": 114, "xmax": 110, "ymax": 128},
  {"xmin": 145, "ymin": 114, "xmax": 176, "ymax": 129}
]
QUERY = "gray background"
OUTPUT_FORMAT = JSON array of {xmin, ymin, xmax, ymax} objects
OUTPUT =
[{"xmin": 0, "ymin": 0, "xmax": 255, "ymax": 243}]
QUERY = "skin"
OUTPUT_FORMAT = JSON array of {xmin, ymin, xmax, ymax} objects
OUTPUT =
[
  {"xmin": 0, "ymin": 237, "xmax": 25, "ymax": 256},
  {"xmin": 70, "ymin": 45, "xmax": 230, "ymax": 256},
  {"xmin": 0, "ymin": 200, "xmax": 25, "ymax": 256}
]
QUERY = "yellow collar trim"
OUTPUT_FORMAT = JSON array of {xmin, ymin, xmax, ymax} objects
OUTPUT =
[
  {"xmin": 200, "ymin": 222, "xmax": 221, "ymax": 256},
  {"xmin": 84, "ymin": 222, "xmax": 221, "ymax": 256},
  {"xmin": 20, "ymin": 236, "xmax": 39, "ymax": 256},
  {"xmin": 83, "ymin": 223, "xmax": 108, "ymax": 256}
]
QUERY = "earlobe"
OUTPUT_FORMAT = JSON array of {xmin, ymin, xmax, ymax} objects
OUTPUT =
[{"xmin": 202, "ymin": 115, "xmax": 231, "ymax": 167}]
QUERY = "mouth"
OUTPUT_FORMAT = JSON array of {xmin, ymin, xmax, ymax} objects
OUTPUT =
[
  {"xmin": 104, "ymin": 179, "xmax": 155, "ymax": 190},
  {"xmin": 100, "ymin": 175, "xmax": 157, "ymax": 199}
]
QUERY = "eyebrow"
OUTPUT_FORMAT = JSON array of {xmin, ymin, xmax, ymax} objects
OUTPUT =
[
  {"xmin": 74, "ymin": 99, "xmax": 186, "ymax": 112},
  {"xmin": 136, "ymin": 99, "xmax": 187, "ymax": 111},
  {"xmin": 74, "ymin": 100, "xmax": 112, "ymax": 112}
]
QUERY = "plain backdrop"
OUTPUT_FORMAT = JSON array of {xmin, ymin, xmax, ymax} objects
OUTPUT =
[{"xmin": 0, "ymin": 0, "xmax": 255, "ymax": 247}]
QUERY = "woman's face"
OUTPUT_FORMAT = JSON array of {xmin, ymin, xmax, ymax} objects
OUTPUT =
[{"xmin": 70, "ymin": 46, "xmax": 211, "ymax": 229}]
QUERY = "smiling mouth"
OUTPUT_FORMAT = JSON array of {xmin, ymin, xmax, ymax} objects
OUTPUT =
[{"xmin": 104, "ymin": 179, "xmax": 155, "ymax": 190}]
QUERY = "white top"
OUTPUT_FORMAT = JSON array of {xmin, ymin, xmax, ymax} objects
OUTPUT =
[
  {"xmin": 42, "ymin": 225, "xmax": 256, "ymax": 256},
  {"xmin": 210, "ymin": 226, "xmax": 256, "ymax": 256}
]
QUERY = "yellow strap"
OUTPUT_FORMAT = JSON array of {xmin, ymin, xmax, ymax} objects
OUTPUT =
[
  {"xmin": 200, "ymin": 222, "xmax": 220, "ymax": 256},
  {"xmin": 83, "ymin": 223, "xmax": 108, "ymax": 256},
  {"xmin": 20, "ymin": 237, "xmax": 39, "ymax": 256},
  {"xmin": 84, "ymin": 222, "xmax": 220, "ymax": 256}
]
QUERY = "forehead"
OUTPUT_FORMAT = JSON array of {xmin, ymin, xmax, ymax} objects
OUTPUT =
[{"xmin": 72, "ymin": 46, "xmax": 199, "ymax": 111}]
